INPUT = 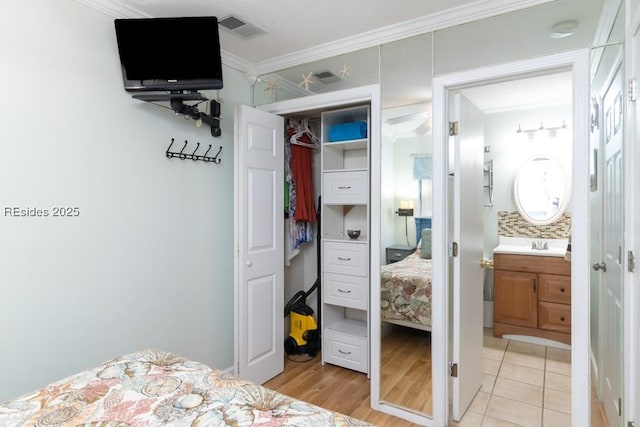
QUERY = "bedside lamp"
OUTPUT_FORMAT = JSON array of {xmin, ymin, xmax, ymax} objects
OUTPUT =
[{"xmin": 396, "ymin": 199, "xmax": 414, "ymax": 245}]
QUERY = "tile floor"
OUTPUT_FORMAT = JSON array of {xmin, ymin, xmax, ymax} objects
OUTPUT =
[{"xmin": 450, "ymin": 330, "xmax": 605, "ymax": 427}]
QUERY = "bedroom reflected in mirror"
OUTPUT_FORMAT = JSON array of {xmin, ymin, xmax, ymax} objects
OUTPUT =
[
  {"xmin": 380, "ymin": 227, "xmax": 433, "ymax": 414},
  {"xmin": 378, "ymin": 30, "xmax": 433, "ymax": 418},
  {"xmin": 379, "ymin": 108, "xmax": 433, "ymax": 416},
  {"xmin": 513, "ymin": 157, "xmax": 569, "ymax": 225}
]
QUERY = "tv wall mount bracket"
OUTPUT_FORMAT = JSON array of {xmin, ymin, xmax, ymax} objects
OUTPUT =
[{"xmin": 132, "ymin": 92, "xmax": 222, "ymax": 137}]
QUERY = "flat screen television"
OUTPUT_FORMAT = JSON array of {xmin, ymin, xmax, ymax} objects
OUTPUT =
[{"xmin": 114, "ymin": 16, "xmax": 223, "ymax": 92}]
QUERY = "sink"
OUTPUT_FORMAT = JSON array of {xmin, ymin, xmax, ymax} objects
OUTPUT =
[{"xmin": 493, "ymin": 236, "xmax": 569, "ymax": 257}]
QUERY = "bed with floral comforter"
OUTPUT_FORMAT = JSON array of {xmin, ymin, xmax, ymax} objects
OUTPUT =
[
  {"xmin": 380, "ymin": 251, "xmax": 432, "ymax": 330},
  {"xmin": 0, "ymin": 349, "xmax": 371, "ymax": 426}
]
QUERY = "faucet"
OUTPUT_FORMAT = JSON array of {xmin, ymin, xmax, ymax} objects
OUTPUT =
[{"xmin": 531, "ymin": 240, "xmax": 549, "ymax": 250}]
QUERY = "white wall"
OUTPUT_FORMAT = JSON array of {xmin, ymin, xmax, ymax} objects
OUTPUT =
[
  {"xmin": 482, "ymin": 105, "xmax": 573, "ymax": 257},
  {"xmin": 0, "ymin": 0, "xmax": 250, "ymax": 402}
]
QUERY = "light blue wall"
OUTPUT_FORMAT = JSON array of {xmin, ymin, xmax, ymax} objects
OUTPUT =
[{"xmin": 0, "ymin": 0, "xmax": 250, "ymax": 402}]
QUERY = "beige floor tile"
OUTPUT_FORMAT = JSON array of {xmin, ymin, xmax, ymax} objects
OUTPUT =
[
  {"xmin": 481, "ymin": 374, "xmax": 496, "ymax": 394},
  {"xmin": 546, "ymin": 347, "xmax": 571, "ymax": 363},
  {"xmin": 482, "ymin": 415, "xmax": 522, "ymax": 426},
  {"xmin": 507, "ymin": 340, "xmax": 546, "ymax": 357},
  {"xmin": 493, "ymin": 377, "xmax": 543, "ymax": 407},
  {"xmin": 503, "ymin": 350, "xmax": 545, "ymax": 370},
  {"xmin": 484, "ymin": 333, "xmax": 509, "ymax": 350},
  {"xmin": 484, "ymin": 358, "xmax": 501, "ymax": 376},
  {"xmin": 484, "ymin": 346, "xmax": 506, "ymax": 361},
  {"xmin": 456, "ymin": 410, "xmax": 484, "ymax": 427},
  {"xmin": 469, "ymin": 391, "xmax": 491, "ymax": 414},
  {"xmin": 544, "ymin": 388, "xmax": 571, "ymax": 414},
  {"xmin": 498, "ymin": 362, "xmax": 544, "ymax": 387},
  {"xmin": 545, "ymin": 358, "xmax": 571, "ymax": 376},
  {"xmin": 485, "ymin": 395, "xmax": 542, "ymax": 427},
  {"xmin": 545, "ymin": 371, "xmax": 571, "ymax": 393},
  {"xmin": 543, "ymin": 408, "xmax": 571, "ymax": 427}
]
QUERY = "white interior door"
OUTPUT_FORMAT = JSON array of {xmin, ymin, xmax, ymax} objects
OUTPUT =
[
  {"xmin": 235, "ymin": 105, "xmax": 285, "ymax": 384},
  {"xmin": 451, "ymin": 92, "xmax": 485, "ymax": 421},
  {"xmin": 600, "ymin": 60, "xmax": 624, "ymax": 427}
]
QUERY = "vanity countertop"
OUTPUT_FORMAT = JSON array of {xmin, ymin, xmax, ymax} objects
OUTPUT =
[{"xmin": 493, "ymin": 236, "xmax": 569, "ymax": 257}]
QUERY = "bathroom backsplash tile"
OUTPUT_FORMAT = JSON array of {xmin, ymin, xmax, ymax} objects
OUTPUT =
[{"xmin": 498, "ymin": 211, "xmax": 571, "ymax": 238}]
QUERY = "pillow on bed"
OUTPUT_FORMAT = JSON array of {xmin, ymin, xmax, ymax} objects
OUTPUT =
[{"xmin": 420, "ymin": 228, "xmax": 432, "ymax": 259}]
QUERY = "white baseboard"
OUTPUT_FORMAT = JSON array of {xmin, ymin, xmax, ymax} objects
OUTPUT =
[{"xmin": 502, "ymin": 334, "xmax": 570, "ymax": 350}]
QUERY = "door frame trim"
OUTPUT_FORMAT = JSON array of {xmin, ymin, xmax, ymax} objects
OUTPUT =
[
  {"xmin": 432, "ymin": 49, "xmax": 590, "ymax": 427},
  {"xmin": 626, "ymin": 4, "xmax": 640, "ymax": 423}
]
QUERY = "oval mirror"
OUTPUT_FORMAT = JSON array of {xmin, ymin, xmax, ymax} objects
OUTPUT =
[{"xmin": 513, "ymin": 157, "xmax": 569, "ymax": 225}]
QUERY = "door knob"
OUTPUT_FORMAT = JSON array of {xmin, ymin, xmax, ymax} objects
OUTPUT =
[
  {"xmin": 592, "ymin": 262, "xmax": 607, "ymax": 272},
  {"xmin": 480, "ymin": 258, "xmax": 494, "ymax": 268},
  {"xmin": 245, "ymin": 260, "xmax": 252, "ymax": 267}
]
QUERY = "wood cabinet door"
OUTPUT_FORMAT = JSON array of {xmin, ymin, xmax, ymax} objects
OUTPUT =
[{"xmin": 494, "ymin": 270, "xmax": 537, "ymax": 327}]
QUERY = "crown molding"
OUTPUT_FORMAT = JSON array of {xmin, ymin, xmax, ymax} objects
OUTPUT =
[
  {"xmin": 253, "ymin": 0, "xmax": 555, "ymax": 76},
  {"xmin": 221, "ymin": 50, "xmax": 254, "ymax": 75}
]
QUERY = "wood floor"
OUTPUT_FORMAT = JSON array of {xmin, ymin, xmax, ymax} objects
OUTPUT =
[
  {"xmin": 380, "ymin": 324, "xmax": 432, "ymax": 414},
  {"xmin": 264, "ymin": 353, "xmax": 422, "ymax": 426}
]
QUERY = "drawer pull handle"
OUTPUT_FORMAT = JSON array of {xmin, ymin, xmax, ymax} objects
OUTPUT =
[
  {"xmin": 560, "ymin": 316, "xmax": 566, "ymax": 322},
  {"xmin": 533, "ymin": 278, "xmax": 537, "ymax": 293},
  {"xmin": 394, "ymin": 252, "xmax": 402, "ymax": 256},
  {"xmin": 337, "ymin": 257, "xmax": 352, "ymax": 261},
  {"xmin": 338, "ymin": 289, "xmax": 352, "ymax": 294},
  {"xmin": 338, "ymin": 349, "xmax": 352, "ymax": 355},
  {"xmin": 337, "ymin": 186, "xmax": 352, "ymax": 190},
  {"xmin": 560, "ymin": 288, "xmax": 565, "ymax": 292}
]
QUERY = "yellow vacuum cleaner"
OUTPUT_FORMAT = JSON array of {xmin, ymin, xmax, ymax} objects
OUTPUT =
[
  {"xmin": 284, "ymin": 295, "xmax": 319, "ymax": 357},
  {"xmin": 283, "ymin": 197, "xmax": 321, "ymax": 358}
]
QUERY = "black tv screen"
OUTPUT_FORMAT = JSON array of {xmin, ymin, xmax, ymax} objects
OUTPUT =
[{"xmin": 114, "ymin": 16, "xmax": 223, "ymax": 92}]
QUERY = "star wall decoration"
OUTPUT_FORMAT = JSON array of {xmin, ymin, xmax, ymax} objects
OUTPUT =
[
  {"xmin": 299, "ymin": 72, "xmax": 314, "ymax": 90},
  {"xmin": 264, "ymin": 80, "xmax": 278, "ymax": 97},
  {"xmin": 339, "ymin": 64, "xmax": 351, "ymax": 79}
]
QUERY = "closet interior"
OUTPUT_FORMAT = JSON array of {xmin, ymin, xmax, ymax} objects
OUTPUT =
[{"xmin": 283, "ymin": 102, "xmax": 371, "ymax": 376}]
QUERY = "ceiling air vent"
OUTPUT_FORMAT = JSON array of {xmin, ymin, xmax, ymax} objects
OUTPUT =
[
  {"xmin": 313, "ymin": 70, "xmax": 342, "ymax": 84},
  {"xmin": 218, "ymin": 15, "xmax": 266, "ymax": 39}
]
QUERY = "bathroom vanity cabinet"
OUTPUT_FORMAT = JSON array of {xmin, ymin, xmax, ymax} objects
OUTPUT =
[{"xmin": 493, "ymin": 253, "xmax": 571, "ymax": 345}]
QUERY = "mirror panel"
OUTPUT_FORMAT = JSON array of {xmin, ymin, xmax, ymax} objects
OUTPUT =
[
  {"xmin": 513, "ymin": 157, "xmax": 569, "ymax": 225},
  {"xmin": 379, "ymin": 32, "xmax": 433, "ymax": 417}
]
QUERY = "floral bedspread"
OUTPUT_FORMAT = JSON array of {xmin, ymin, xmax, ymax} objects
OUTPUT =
[
  {"xmin": 380, "ymin": 251, "xmax": 432, "ymax": 329},
  {"xmin": 0, "ymin": 350, "xmax": 372, "ymax": 426}
]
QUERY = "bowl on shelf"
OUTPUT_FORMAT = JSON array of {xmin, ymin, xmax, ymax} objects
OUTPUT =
[{"xmin": 347, "ymin": 229, "xmax": 361, "ymax": 239}]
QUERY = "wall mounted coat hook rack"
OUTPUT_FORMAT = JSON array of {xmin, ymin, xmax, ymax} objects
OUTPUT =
[{"xmin": 166, "ymin": 138, "xmax": 222, "ymax": 164}]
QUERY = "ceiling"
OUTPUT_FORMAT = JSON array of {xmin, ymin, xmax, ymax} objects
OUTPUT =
[{"xmin": 78, "ymin": 0, "xmax": 558, "ymax": 72}]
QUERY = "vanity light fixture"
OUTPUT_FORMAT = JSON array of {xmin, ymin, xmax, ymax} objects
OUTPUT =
[{"xmin": 516, "ymin": 120, "xmax": 567, "ymax": 137}]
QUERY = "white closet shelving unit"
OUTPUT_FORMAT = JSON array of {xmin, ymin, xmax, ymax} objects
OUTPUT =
[{"xmin": 320, "ymin": 104, "xmax": 370, "ymax": 375}]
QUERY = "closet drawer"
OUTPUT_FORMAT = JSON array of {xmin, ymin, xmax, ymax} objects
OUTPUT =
[
  {"xmin": 323, "ymin": 171, "xmax": 368, "ymax": 204},
  {"xmin": 323, "ymin": 329, "xmax": 368, "ymax": 373},
  {"xmin": 538, "ymin": 301, "xmax": 571, "ymax": 333},
  {"xmin": 324, "ymin": 272, "xmax": 368, "ymax": 309},
  {"xmin": 323, "ymin": 241, "xmax": 368, "ymax": 277}
]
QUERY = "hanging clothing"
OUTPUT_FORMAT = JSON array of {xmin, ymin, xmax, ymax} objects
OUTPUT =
[
  {"xmin": 284, "ymin": 125, "xmax": 315, "ymax": 250},
  {"xmin": 288, "ymin": 127, "xmax": 317, "ymax": 223}
]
